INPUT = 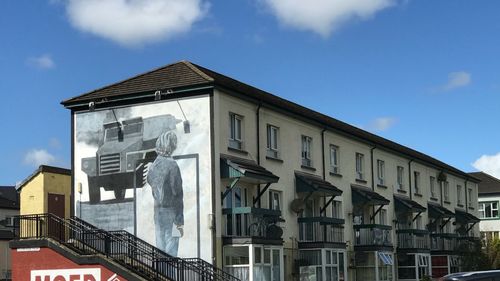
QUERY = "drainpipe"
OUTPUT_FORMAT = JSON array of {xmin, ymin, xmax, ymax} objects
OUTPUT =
[
  {"xmin": 256, "ymin": 103, "xmax": 262, "ymax": 208},
  {"xmin": 256, "ymin": 103, "xmax": 262, "ymax": 165},
  {"xmin": 408, "ymin": 160, "xmax": 414, "ymax": 200},
  {"xmin": 370, "ymin": 146, "xmax": 376, "ymax": 191},
  {"xmin": 321, "ymin": 128, "xmax": 327, "ymax": 180},
  {"xmin": 465, "ymin": 180, "xmax": 468, "ymax": 212}
]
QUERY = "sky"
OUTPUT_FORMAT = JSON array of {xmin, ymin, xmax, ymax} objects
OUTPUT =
[{"xmin": 1, "ymin": 0, "xmax": 500, "ymax": 185}]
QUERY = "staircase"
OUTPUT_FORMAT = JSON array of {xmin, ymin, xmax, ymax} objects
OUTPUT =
[{"xmin": 13, "ymin": 213, "xmax": 239, "ymax": 281}]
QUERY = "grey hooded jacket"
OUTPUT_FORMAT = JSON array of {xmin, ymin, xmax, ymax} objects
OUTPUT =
[{"xmin": 147, "ymin": 155, "xmax": 184, "ymax": 225}]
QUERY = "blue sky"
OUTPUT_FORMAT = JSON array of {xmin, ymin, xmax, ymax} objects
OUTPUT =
[{"xmin": 1, "ymin": 0, "xmax": 499, "ymax": 185}]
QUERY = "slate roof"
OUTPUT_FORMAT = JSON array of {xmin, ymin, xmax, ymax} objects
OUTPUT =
[
  {"xmin": 469, "ymin": 172, "xmax": 500, "ymax": 195},
  {"xmin": 61, "ymin": 60, "xmax": 479, "ymax": 182}
]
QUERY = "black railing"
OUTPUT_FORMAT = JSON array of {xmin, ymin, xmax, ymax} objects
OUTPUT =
[
  {"xmin": 13, "ymin": 214, "xmax": 240, "ymax": 281},
  {"xmin": 396, "ymin": 229, "xmax": 429, "ymax": 250},
  {"xmin": 430, "ymin": 233, "xmax": 457, "ymax": 252},
  {"xmin": 298, "ymin": 221, "xmax": 344, "ymax": 244},
  {"xmin": 353, "ymin": 224, "xmax": 392, "ymax": 247}
]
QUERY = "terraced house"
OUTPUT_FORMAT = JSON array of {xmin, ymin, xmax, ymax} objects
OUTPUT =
[{"xmin": 57, "ymin": 61, "xmax": 480, "ymax": 281}]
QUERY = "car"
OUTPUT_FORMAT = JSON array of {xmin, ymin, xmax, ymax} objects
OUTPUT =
[{"xmin": 439, "ymin": 270, "xmax": 500, "ymax": 281}]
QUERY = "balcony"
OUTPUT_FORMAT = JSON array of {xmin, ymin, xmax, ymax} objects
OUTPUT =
[
  {"xmin": 456, "ymin": 235, "xmax": 481, "ymax": 252},
  {"xmin": 396, "ymin": 229, "xmax": 430, "ymax": 251},
  {"xmin": 298, "ymin": 217, "xmax": 345, "ymax": 249},
  {"xmin": 430, "ymin": 233, "xmax": 457, "ymax": 252},
  {"xmin": 222, "ymin": 207, "xmax": 283, "ymax": 245},
  {"xmin": 353, "ymin": 224, "xmax": 392, "ymax": 250}
]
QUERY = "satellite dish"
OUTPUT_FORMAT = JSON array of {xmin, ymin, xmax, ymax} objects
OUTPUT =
[{"xmin": 290, "ymin": 199, "xmax": 305, "ymax": 214}]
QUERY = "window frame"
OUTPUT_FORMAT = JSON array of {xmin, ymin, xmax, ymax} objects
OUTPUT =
[
  {"xmin": 355, "ymin": 153, "xmax": 365, "ymax": 180},
  {"xmin": 268, "ymin": 190, "xmax": 282, "ymax": 211},
  {"xmin": 430, "ymin": 176, "xmax": 436, "ymax": 198},
  {"xmin": 479, "ymin": 201, "xmax": 499, "ymax": 219},
  {"xmin": 329, "ymin": 145, "xmax": 340, "ymax": 174},
  {"xmin": 229, "ymin": 113, "xmax": 243, "ymax": 149},
  {"xmin": 301, "ymin": 135, "xmax": 313, "ymax": 167},
  {"xmin": 397, "ymin": 166, "xmax": 405, "ymax": 190},
  {"xmin": 266, "ymin": 124, "xmax": 280, "ymax": 159},
  {"xmin": 444, "ymin": 181, "xmax": 450, "ymax": 202},
  {"xmin": 377, "ymin": 159, "xmax": 385, "ymax": 185},
  {"xmin": 414, "ymin": 171, "xmax": 420, "ymax": 194},
  {"xmin": 457, "ymin": 185, "xmax": 462, "ymax": 205}
]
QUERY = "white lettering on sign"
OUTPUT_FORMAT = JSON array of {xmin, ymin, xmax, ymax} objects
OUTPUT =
[
  {"xmin": 17, "ymin": 247, "xmax": 40, "ymax": 252},
  {"xmin": 30, "ymin": 268, "xmax": 101, "ymax": 281}
]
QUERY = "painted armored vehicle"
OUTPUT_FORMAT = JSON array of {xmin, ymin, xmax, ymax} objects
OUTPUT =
[{"xmin": 81, "ymin": 113, "xmax": 180, "ymax": 203}]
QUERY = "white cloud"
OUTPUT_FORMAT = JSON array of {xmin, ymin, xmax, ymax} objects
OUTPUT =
[
  {"xmin": 24, "ymin": 149, "xmax": 56, "ymax": 167},
  {"xmin": 441, "ymin": 71, "xmax": 471, "ymax": 91},
  {"xmin": 27, "ymin": 54, "xmax": 55, "ymax": 69},
  {"xmin": 259, "ymin": 0, "xmax": 395, "ymax": 37},
  {"xmin": 367, "ymin": 117, "xmax": 397, "ymax": 132},
  {"xmin": 64, "ymin": 0, "xmax": 209, "ymax": 47},
  {"xmin": 472, "ymin": 152, "xmax": 500, "ymax": 179}
]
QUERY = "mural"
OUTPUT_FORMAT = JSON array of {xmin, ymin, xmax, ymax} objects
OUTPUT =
[{"xmin": 74, "ymin": 96, "xmax": 212, "ymax": 260}]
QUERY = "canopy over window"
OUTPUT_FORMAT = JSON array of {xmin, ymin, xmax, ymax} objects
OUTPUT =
[
  {"xmin": 455, "ymin": 209, "xmax": 480, "ymax": 224},
  {"xmin": 394, "ymin": 195, "xmax": 426, "ymax": 213},
  {"xmin": 295, "ymin": 171, "xmax": 342, "ymax": 196},
  {"xmin": 428, "ymin": 202, "xmax": 454, "ymax": 218},
  {"xmin": 220, "ymin": 154, "xmax": 279, "ymax": 184},
  {"xmin": 351, "ymin": 185, "xmax": 389, "ymax": 206}
]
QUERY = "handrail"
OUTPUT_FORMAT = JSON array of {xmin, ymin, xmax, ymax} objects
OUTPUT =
[{"xmin": 13, "ymin": 214, "xmax": 240, "ymax": 281}]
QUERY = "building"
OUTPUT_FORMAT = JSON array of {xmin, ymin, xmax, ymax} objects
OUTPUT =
[
  {"xmin": 469, "ymin": 171, "xmax": 500, "ymax": 243},
  {"xmin": 57, "ymin": 61, "xmax": 480, "ymax": 281},
  {"xmin": 0, "ymin": 186, "xmax": 19, "ymax": 281},
  {"xmin": 16, "ymin": 165, "xmax": 71, "ymax": 218}
]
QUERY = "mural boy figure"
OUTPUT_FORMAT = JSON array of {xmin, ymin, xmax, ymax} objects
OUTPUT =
[{"xmin": 146, "ymin": 131, "xmax": 184, "ymax": 256}]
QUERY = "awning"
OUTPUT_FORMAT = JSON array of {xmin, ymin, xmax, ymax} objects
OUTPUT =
[
  {"xmin": 455, "ymin": 209, "xmax": 480, "ymax": 224},
  {"xmin": 351, "ymin": 185, "xmax": 390, "ymax": 206},
  {"xmin": 428, "ymin": 202, "xmax": 454, "ymax": 218},
  {"xmin": 394, "ymin": 195, "xmax": 426, "ymax": 213},
  {"xmin": 295, "ymin": 171, "xmax": 342, "ymax": 196},
  {"xmin": 220, "ymin": 154, "xmax": 279, "ymax": 184}
]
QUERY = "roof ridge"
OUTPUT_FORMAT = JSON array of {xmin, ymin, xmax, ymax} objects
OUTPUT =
[
  {"xmin": 62, "ymin": 60, "xmax": 211, "ymax": 105},
  {"xmin": 181, "ymin": 61, "xmax": 214, "ymax": 82}
]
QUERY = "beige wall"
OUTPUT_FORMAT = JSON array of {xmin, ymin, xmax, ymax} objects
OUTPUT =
[{"xmin": 214, "ymin": 88, "xmax": 480, "ymax": 274}]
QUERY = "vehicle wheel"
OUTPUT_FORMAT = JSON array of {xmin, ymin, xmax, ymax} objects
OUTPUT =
[
  {"xmin": 88, "ymin": 178, "xmax": 101, "ymax": 204},
  {"xmin": 114, "ymin": 189, "xmax": 126, "ymax": 201}
]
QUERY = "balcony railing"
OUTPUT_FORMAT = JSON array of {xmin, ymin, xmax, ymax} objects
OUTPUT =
[
  {"xmin": 298, "ymin": 217, "xmax": 344, "ymax": 244},
  {"xmin": 430, "ymin": 233, "xmax": 457, "ymax": 252},
  {"xmin": 222, "ymin": 207, "xmax": 283, "ymax": 240},
  {"xmin": 353, "ymin": 224, "xmax": 392, "ymax": 247},
  {"xmin": 456, "ymin": 235, "xmax": 480, "ymax": 252},
  {"xmin": 396, "ymin": 229, "xmax": 430, "ymax": 250}
]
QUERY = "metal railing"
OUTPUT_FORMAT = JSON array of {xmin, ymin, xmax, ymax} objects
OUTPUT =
[
  {"xmin": 430, "ymin": 233, "xmax": 457, "ymax": 251},
  {"xmin": 298, "ymin": 221, "xmax": 344, "ymax": 243},
  {"xmin": 396, "ymin": 229, "xmax": 429, "ymax": 249},
  {"xmin": 222, "ymin": 208, "xmax": 283, "ymax": 240},
  {"xmin": 13, "ymin": 214, "xmax": 240, "ymax": 281},
  {"xmin": 353, "ymin": 224, "xmax": 392, "ymax": 247}
]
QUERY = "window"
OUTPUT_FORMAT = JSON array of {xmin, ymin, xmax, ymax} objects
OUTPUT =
[
  {"xmin": 268, "ymin": 190, "xmax": 281, "ymax": 211},
  {"xmin": 356, "ymin": 153, "xmax": 364, "ymax": 180},
  {"xmin": 457, "ymin": 185, "xmax": 462, "ymax": 205},
  {"xmin": 479, "ymin": 202, "xmax": 498, "ymax": 219},
  {"xmin": 330, "ymin": 145, "xmax": 339, "ymax": 174},
  {"xmin": 415, "ymin": 215, "xmax": 422, "ymax": 230},
  {"xmin": 444, "ymin": 181, "xmax": 449, "ymax": 202},
  {"xmin": 229, "ymin": 113, "xmax": 243, "ymax": 149},
  {"xmin": 377, "ymin": 160, "xmax": 385, "ymax": 185},
  {"xmin": 414, "ymin": 171, "xmax": 420, "ymax": 194},
  {"xmin": 301, "ymin": 135, "xmax": 312, "ymax": 167},
  {"xmin": 397, "ymin": 166, "xmax": 404, "ymax": 190},
  {"xmin": 378, "ymin": 209, "xmax": 387, "ymax": 225},
  {"xmin": 430, "ymin": 176, "xmax": 436, "ymax": 198},
  {"xmin": 332, "ymin": 200, "xmax": 342, "ymax": 219},
  {"xmin": 266, "ymin": 125, "xmax": 279, "ymax": 158},
  {"xmin": 468, "ymin": 189, "xmax": 473, "ymax": 208}
]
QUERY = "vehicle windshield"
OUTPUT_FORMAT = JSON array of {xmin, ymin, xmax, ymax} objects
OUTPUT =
[{"xmin": 105, "ymin": 122, "xmax": 143, "ymax": 141}]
